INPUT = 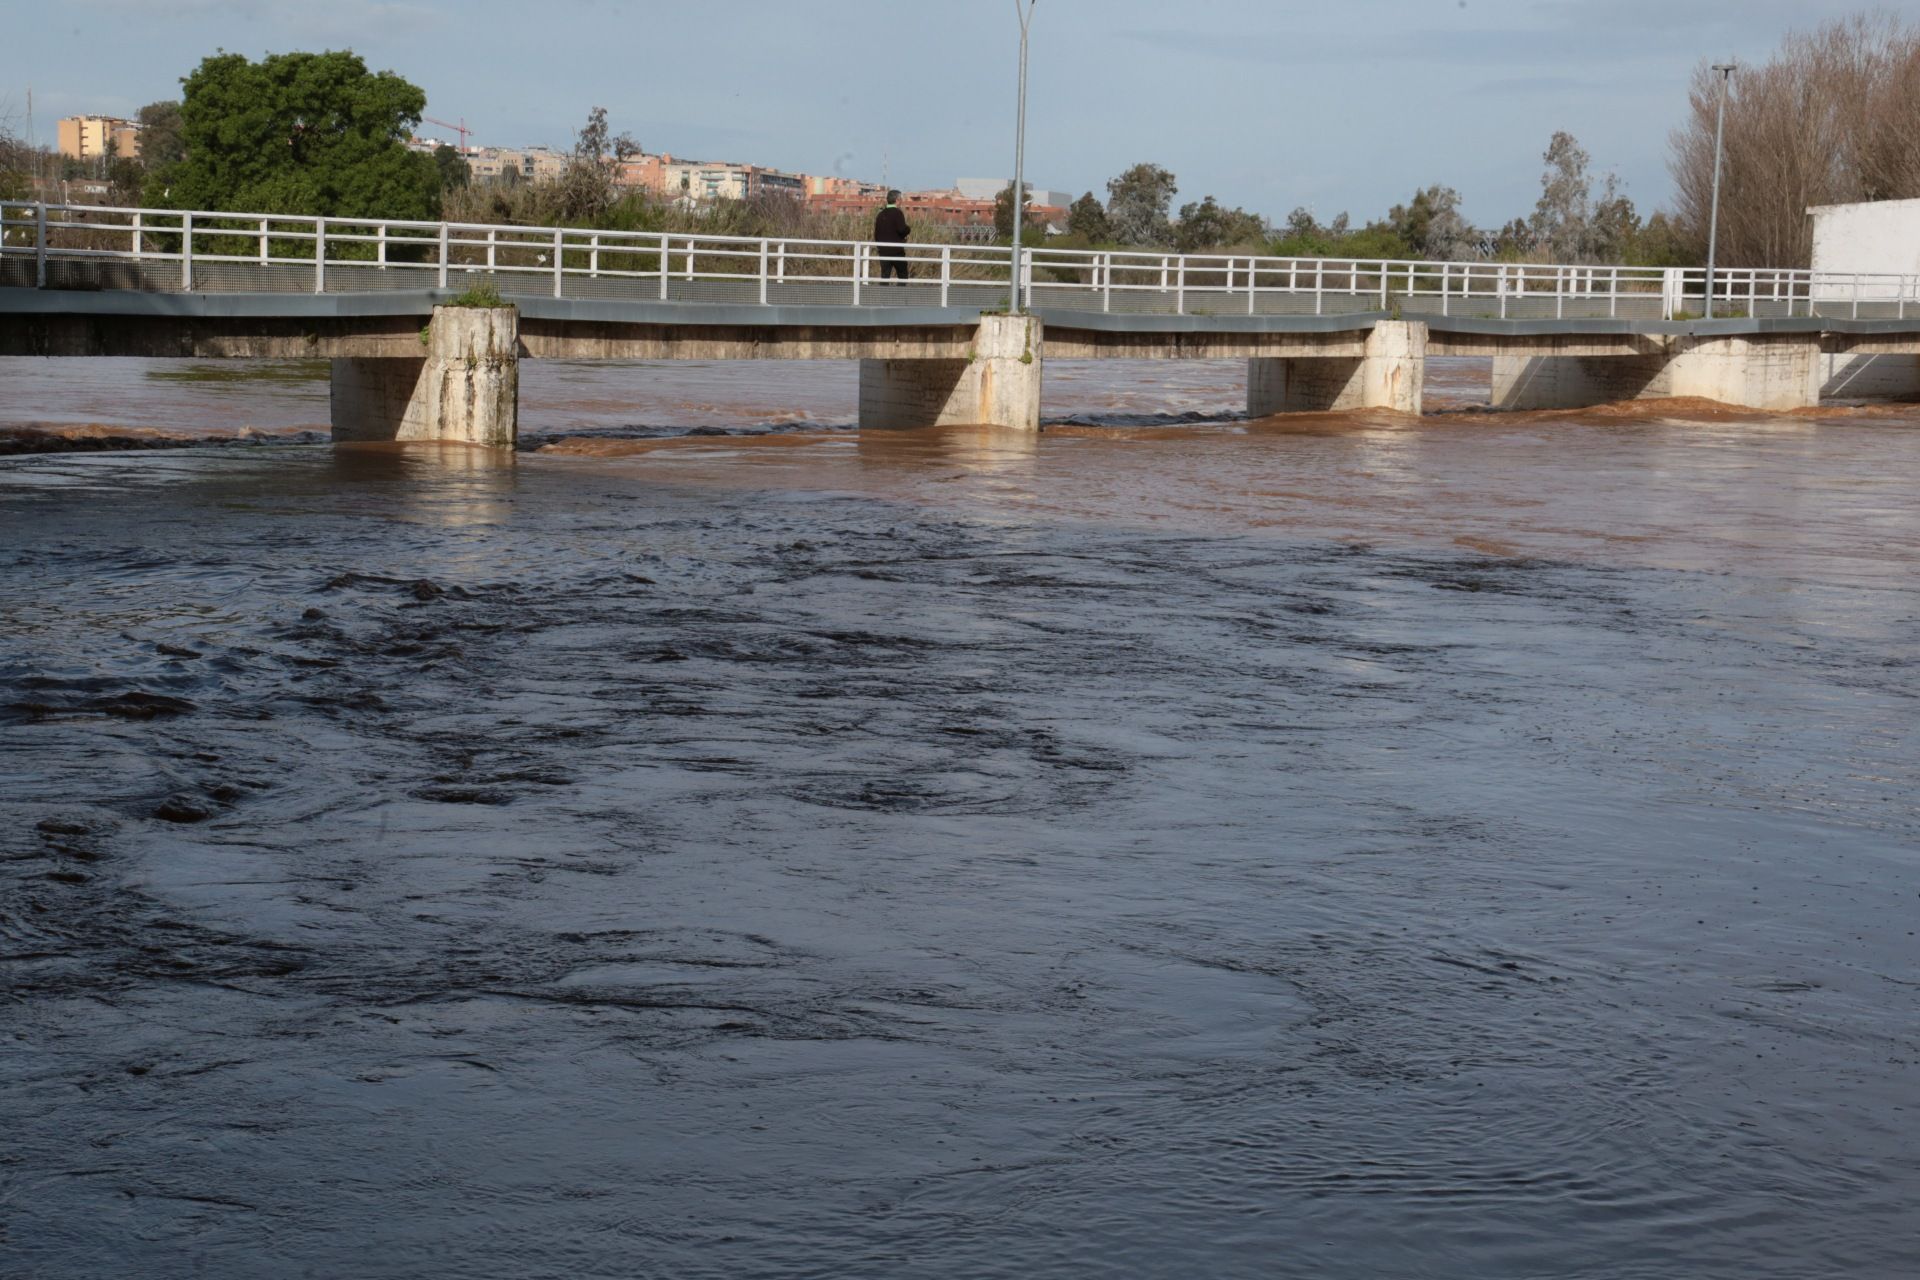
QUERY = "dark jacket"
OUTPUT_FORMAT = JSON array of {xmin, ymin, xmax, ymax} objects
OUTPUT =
[{"xmin": 873, "ymin": 205, "xmax": 910, "ymax": 253}]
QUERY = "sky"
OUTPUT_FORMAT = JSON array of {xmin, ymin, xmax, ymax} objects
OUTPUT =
[{"xmin": 5, "ymin": 0, "xmax": 1917, "ymax": 226}]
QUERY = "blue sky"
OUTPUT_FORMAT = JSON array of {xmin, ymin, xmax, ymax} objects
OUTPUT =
[{"xmin": 5, "ymin": 0, "xmax": 1915, "ymax": 226}]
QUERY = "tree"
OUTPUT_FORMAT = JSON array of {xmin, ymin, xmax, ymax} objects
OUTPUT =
[
  {"xmin": 1625, "ymin": 210, "xmax": 1695, "ymax": 268},
  {"xmin": 993, "ymin": 180, "xmax": 1030, "ymax": 238},
  {"xmin": 1106, "ymin": 162, "xmax": 1177, "ymax": 247},
  {"xmin": 0, "ymin": 117, "xmax": 30, "ymax": 202},
  {"xmin": 136, "ymin": 100, "xmax": 186, "ymax": 174},
  {"xmin": 1530, "ymin": 131, "xmax": 1592, "ymax": 261},
  {"xmin": 1670, "ymin": 14, "xmax": 1920, "ymax": 269},
  {"xmin": 107, "ymin": 152, "xmax": 145, "ymax": 204},
  {"xmin": 433, "ymin": 143, "xmax": 469, "ymax": 192},
  {"xmin": 1587, "ymin": 175, "xmax": 1640, "ymax": 264},
  {"xmin": 159, "ymin": 50, "xmax": 439, "ymax": 220},
  {"xmin": 556, "ymin": 105, "xmax": 637, "ymax": 223},
  {"xmin": 1387, "ymin": 184, "xmax": 1476, "ymax": 260},
  {"xmin": 1174, "ymin": 195, "xmax": 1266, "ymax": 252},
  {"xmin": 1066, "ymin": 191, "xmax": 1111, "ymax": 242}
]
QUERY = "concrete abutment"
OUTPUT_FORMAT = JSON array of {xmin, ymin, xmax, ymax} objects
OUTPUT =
[
  {"xmin": 330, "ymin": 305, "xmax": 519, "ymax": 447},
  {"xmin": 859, "ymin": 314, "xmax": 1042, "ymax": 430}
]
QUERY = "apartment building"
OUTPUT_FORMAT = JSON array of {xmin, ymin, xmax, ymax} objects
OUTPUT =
[
  {"xmin": 57, "ymin": 116, "xmax": 141, "ymax": 161},
  {"xmin": 468, "ymin": 146, "xmax": 568, "ymax": 184},
  {"xmin": 613, "ymin": 153, "xmax": 806, "ymax": 202}
]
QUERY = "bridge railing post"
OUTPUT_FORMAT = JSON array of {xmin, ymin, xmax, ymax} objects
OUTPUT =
[
  {"xmin": 1440, "ymin": 262, "xmax": 1449, "ymax": 317},
  {"xmin": 315, "ymin": 217, "xmax": 327, "ymax": 294},
  {"xmin": 438, "ymin": 223, "xmax": 449, "ymax": 288},
  {"xmin": 1247, "ymin": 258, "xmax": 1257, "ymax": 315},
  {"xmin": 1314, "ymin": 260, "xmax": 1323, "ymax": 316},
  {"xmin": 34, "ymin": 203, "xmax": 46, "ymax": 288},
  {"xmin": 1175, "ymin": 256, "xmax": 1185, "ymax": 315},
  {"xmin": 940, "ymin": 245, "xmax": 951, "ymax": 308},
  {"xmin": 758, "ymin": 239, "xmax": 769, "ymax": 306},
  {"xmin": 853, "ymin": 243, "xmax": 863, "ymax": 306},
  {"xmin": 1101, "ymin": 253, "xmax": 1111, "ymax": 313},
  {"xmin": 552, "ymin": 227, "xmax": 564, "ymax": 298},
  {"xmin": 590, "ymin": 233, "xmax": 601, "ymax": 278},
  {"xmin": 659, "ymin": 234, "xmax": 670, "ymax": 300},
  {"xmin": 182, "ymin": 212, "xmax": 194, "ymax": 291},
  {"xmin": 260, "ymin": 218, "xmax": 270, "ymax": 266},
  {"xmin": 132, "ymin": 210, "xmax": 143, "ymax": 262}
]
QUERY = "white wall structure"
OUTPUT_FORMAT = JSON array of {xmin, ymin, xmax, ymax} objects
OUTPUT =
[
  {"xmin": 1808, "ymin": 198, "xmax": 1920, "ymax": 400},
  {"xmin": 1810, "ymin": 197, "xmax": 1920, "ymax": 285}
]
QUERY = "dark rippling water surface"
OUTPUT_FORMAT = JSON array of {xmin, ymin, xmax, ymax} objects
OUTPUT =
[{"xmin": 3, "ymin": 362, "xmax": 1919, "ymax": 1279}]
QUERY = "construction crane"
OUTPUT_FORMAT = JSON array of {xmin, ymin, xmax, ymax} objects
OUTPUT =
[{"xmin": 421, "ymin": 115, "xmax": 471, "ymax": 153}]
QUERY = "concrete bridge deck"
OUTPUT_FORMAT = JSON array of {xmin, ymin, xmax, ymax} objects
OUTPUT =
[{"xmin": 5, "ymin": 200, "xmax": 1920, "ymax": 444}]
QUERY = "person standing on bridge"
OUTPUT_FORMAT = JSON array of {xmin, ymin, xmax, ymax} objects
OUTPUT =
[{"xmin": 874, "ymin": 191, "xmax": 911, "ymax": 284}]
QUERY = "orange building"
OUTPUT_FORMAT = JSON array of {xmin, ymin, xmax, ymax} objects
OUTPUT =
[{"xmin": 57, "ymin": 116, "xmax": 140, "ymax": 162}]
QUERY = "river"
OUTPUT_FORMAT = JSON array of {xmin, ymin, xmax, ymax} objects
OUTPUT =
[{"xmin": 2, "ymin": 355, "xmax": 1917, "ymax": 1279}]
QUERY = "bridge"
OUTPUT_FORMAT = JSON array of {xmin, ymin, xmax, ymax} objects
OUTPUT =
[{"xmin": 5, "ymin": 201, "xmax": 1919, "ymax": 446}]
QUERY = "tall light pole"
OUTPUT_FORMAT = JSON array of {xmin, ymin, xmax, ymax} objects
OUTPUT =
[
  {"xmin": 1703, "ymin": 62, "xmax": 1736, "ymax": 319},
  {"xmin": 1008, "ymin": 0, "xmax": 1037, "ymax": 314}
]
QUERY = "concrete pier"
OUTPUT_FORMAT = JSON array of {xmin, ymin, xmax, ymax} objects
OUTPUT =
[
  {"xmin": 859, "ymin": 314, "xmax": 1042, "ymax": 430},
  {"xmin": 1247, "ymin": 320, "xmax": 1425, "ymax": 415},
  {"xmin": 330, "ymin": 305, "xmax": 520, "ymax": 447},
  {"xmin": 1491, "ymin": 332, "xmax": 1823, "ymax": 412}
]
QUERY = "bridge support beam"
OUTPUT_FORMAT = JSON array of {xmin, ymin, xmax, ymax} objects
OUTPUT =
[
  {"xmin": 1247, "ymin": 320, "xmax": 1425, "ymax": 416},
  {"xmin": 1820, "ymin": 351, "xmax": 1920, "ymax": 402},
  {"xmin": 1492, "ymin": 333, "xmax": 1823, "ymax": 412},
  {"xmin": 858, "ymin": 314, "xmax": 1042, "ymax": 430},
  {"xmin": 330, "ymin": 305, "xmax": 519, "ymax": 447}
]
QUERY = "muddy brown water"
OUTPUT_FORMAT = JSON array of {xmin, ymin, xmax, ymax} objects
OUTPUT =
[{"xmin": 2, "ymin": 355, "xmax": 1918, "ymax": 1279}]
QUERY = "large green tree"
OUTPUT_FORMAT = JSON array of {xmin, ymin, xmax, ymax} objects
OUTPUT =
[
  {"xmin": 159, "ymin": 50, "xmax": 439, "ymax": 218},
  {"xmin": 1066, "ymin": 191, "xmax": 1111, "ymax": 243},
  {"xmin": 1173, "ymin": 195, "xmax": 1266, "ymax": 252},
  {"xmin": 136, "ymin": 101, "xmax": 187, "ymax": 174},
  {"xmin": 1105, "ymin": 163, "xmax": 1177, "ymax": 247}
]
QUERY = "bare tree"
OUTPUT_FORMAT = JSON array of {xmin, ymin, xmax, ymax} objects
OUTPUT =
[
  {"xmin": 0, "ymin": 105, "xmax": 33, "ymax": 202},
  {"xmin": 556, "ymin": 106, "xmax": 638, "ymax": 224},
  {"xmin": 1670, "ymin": 14, "xmax": 1920, "ymax": 268}
]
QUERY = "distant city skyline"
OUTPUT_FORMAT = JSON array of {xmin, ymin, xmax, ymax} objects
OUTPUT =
[{"xmin": 6, "ymin": 0, "xmax": 1915, "ymax": 227}]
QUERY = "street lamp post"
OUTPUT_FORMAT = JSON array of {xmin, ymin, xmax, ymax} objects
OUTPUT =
[
  {"xmin": 1703, "ymin": 62, "xmax": 1736, "ymax": 319},
  {"xmin": 1008, "ymin": 0, "xmax": 1037, "ymax": 314}
]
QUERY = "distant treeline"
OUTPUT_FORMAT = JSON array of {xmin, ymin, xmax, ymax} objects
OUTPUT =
[{"xmin": 5, "ymin": 14, "xmax": 1916, "ymax": 269}]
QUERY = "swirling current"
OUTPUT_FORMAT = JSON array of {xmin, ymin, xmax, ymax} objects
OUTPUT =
[{"xmin": 2, "ymin": 356, "xmax": 1917, "ymax": 1278}]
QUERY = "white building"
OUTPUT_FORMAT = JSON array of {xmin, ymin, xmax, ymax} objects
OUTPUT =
[
  {"xmin": 955, "ymin": 177, "xmax": 1073, "ymax": 207},
  {"xmin": 1808, "ymin": 198, "xmax": 1920, "ymax": 400}
]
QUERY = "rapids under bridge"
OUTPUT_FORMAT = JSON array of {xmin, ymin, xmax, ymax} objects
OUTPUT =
[{"xmin": 4, "ymin": 201, "xmax": 1919, "ymax": 447}]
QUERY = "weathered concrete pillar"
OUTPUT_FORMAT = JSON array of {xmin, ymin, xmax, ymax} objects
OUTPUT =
[
  {"xmin": 859, "ymin": 313, "xmax": 1042, "ymax": 430},
  {"xmin": 1493, "ymin": 333, "xmax": 1824, "ymax": 412},
  {"xmin": 331, "ymin": 305, "xmax": 519, "ymax": 447},
  {"xmin": 1247, "ymin": 320, "xmax": 1425, "ymax": 415}
]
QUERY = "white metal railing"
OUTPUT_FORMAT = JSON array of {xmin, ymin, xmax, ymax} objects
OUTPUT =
[{"xmin": 3, "ymin": 200, "xmax": 1917, "ymax": 323}]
